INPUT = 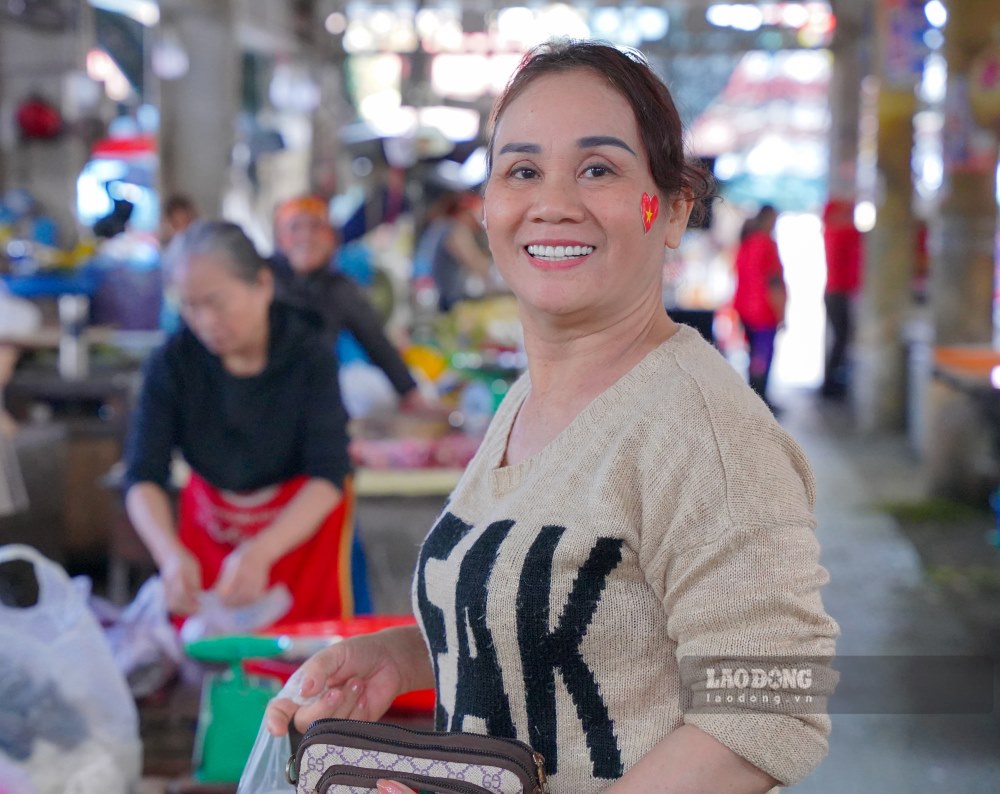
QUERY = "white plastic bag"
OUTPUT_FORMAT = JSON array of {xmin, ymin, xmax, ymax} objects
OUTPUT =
[
  {"xmin": 179, "ymin": 582, "xmax": 292, "ymax": 645},
  {"xmin": 0, "ymin": 545, "xmax": 142, "ymax": 794},
  {"xmin": 0, "ymin": 755, "xmax": 35, "ymax": 794},
  {"xmin": 0, "ymin": 287, "xmax": 42, "ymax": 340},
  {"xmin": 237, "ymin": 667, "xmax": 324, "ymax": 794},
  {"xmin": 92, "ymin": 575, "xmax": 184, "ymax": 698},
  {"xmin": 237, "ymin": 719, "xmax": 293, "ymax": 794}
]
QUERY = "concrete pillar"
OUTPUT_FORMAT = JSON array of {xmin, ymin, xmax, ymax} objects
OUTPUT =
[
  {"xmin": 930, "ymin": 0, "xmax": 1000, "ymax": 346},
  {"xmin": 854, "ymin": 1, "xmax": 920, "ymax": 433},
  {"xmin": 156, "ymin": 0, "xmax": 239, "ymax": 218},
  {"xmin": 295, "ymin": 3, "xmax": 352, "ymax": 201},
  {"xmin": 0, "ymin": 16, "xmax": 93, "ymax": 244},
  {"xmin": 826, "ymin": 0, "xmax": 870, "ymax": 200},
  {"xmin": 923, "ymin": 0, "xmax": 1000, "ymax": 501},
  {"xmin": 0, "ymin": 48, "xmax": 5, "ymax": 195}
]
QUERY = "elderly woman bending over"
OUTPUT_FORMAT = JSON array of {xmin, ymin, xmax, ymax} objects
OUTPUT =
[{"xmin": 124, "ymin": 220, "xmax": 356, "ymax": 625}]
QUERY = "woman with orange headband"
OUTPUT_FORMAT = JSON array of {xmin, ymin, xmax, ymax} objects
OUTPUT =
[{"xmin": 271, "ymin": 195, "xmax": 424, "ymax": 411}]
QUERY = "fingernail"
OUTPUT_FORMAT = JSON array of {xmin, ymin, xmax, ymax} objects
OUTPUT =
[
  {"xmin": 324, "ymin": 688, "xmax": 342, "ymax": 705},
  {"xmin": 376, "ymin": 781, "xmax": 407, "ymax": 794},
  {"xmin": 299, "ymin": 677, "xmax": 315, "ymax": 696},
  {"xmin": 348, "ymin": 679, "xmax": 362, "ymax": 695}
]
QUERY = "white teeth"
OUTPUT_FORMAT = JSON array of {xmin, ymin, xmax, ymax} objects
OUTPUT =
[{"xmin": 526, "ymin": 244, "xmax": 594, "ymax": 260}]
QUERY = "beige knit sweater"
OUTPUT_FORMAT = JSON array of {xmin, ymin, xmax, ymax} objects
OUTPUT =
[{"xmin": 412, "ymin": 326, "xmax": 839, "ymax": 792}]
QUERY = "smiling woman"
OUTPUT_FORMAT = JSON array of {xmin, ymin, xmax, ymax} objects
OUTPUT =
[{"xmin": 266, "ymin": 41, "xmax": 838, "ymax": 794}]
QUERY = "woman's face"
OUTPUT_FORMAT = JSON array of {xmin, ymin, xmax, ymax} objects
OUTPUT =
[
  {"xmin": 173, "ymin": 252, "xmax": 273, "ymax": 358},
  {"xmin": 484, "ymin": 69, "xmax": 691, "ymax": 326},
  {"xmin": 759, "ymin": 209, "xmax": 777, "ymax": 235},
  {"xmin": 276, "ymin": 211, "xmax": 337, "ymax": 274}
]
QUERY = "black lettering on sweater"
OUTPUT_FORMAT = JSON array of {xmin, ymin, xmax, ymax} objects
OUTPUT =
[
  {"xmin": 517, "ymin": 529, "xmax": 625, "ymax": 778},
  {"xmin": 417, "ymin": 513, "xmax": 625, "ymax": 778},
  {"xmin": 449, "ymin": 519, "xmax": 517, "ymax": 737},
  {"xmin": 416, "ymin": 511, "xmax": 474, "ymax": 727}
]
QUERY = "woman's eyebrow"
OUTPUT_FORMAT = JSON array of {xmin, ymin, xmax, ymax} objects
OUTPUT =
[
  {"xmin": 497, "ymin": 142, "xmax": 541, "ymax": 156},
  {"xmin": 496, "ymin": 137, "xmax": 636, "ymax": 157},
  {"xmin": 578, "ymin": 135, "xmax": 636, "ymax": 156}
]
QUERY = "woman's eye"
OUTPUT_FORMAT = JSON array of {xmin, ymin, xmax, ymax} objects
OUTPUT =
[
  {"xmin": 509, "ymin": 166, "xmax": 538, "ymax": 180},
  {"xmin": 582, "ymin": 164, "xmax": 611, "ymax": 178}
]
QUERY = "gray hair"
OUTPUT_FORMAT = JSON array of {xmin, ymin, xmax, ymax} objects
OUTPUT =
[{"xmin": 162, "ymin": 220, "xmax": 267, "ymax": 284}]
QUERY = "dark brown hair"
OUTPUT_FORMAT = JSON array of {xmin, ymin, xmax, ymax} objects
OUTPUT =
[
  {"xmin": 487, "ymin": 39, "xmax": 715, "ymax": 226},
  {"xmin": 164, "ymin": 193, "xmax": 196, "ymax": 216},
  {"xmin": 163, "ymin": 220, "xmax": 268, "ymax": 285}
]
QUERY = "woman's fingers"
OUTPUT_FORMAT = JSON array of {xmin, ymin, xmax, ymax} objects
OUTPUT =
[
  {"xmin": 165, "ymin": 577, "xmax": 199, "ymax": 615},
  {"xmin": 298, "ymin": 646, "xmax": 348, "ymax": 695},
  {"xmin": 263, "ymin": 648, "xmax": 358, "ymax": 735},
  {"xmin": 213, "ymin": 545, "xmax": 268, "ymax": 606},
  {"xmin": 319, "ymin": 677, "xmax": 364, "ymax": 718},
  {"xmin": 264, "ymin": 696, "xmax": 297, "ymax": 736},
  {"xmin": 264, "ymin": 636, "xmax": 403, "ymax": 735},
  {"xmin": 264, "ymin": 680, "xmax": 363, "ymax": 736},
  {"xmin": 165, "ymin": 554, "xmax": 203, "ymax": 614},
  {"xmin": 376, "ymin": 780, "xmax": 417, "ymax": 794},
  {"xmin": 214, "ymin": 577, "xmax": 254, "ymax": 607}
]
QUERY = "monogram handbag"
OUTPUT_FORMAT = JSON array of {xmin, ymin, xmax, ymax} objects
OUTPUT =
[{"xmin": 286, "ymin": 718, "xmax": 548, "ymax": 794}]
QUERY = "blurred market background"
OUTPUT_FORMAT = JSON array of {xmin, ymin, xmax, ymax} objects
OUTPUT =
[{"xmin": 2, "ymin": 1, "xmax": 1000, "ymax": 792}]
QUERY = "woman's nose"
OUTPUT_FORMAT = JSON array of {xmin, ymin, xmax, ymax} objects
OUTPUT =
[
  {"xmin": 529, "ymin": 174, "xmax": 586, "ymax": 224},
  {"xmin": 187, "ymin": 306, "xmax": 217, "ymax": 334}
]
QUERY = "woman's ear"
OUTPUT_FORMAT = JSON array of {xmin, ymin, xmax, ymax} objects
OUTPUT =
[{"xmin": 663, "ymin": 194, "xmax": 694, "ymax": 250}]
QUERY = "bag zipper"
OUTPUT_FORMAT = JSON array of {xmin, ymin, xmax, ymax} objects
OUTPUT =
[
  {"xmin": 317, "ymin": 764, "xmax": 493, "ymax": 793},
  {"xmin": 289, "ymin": 718, "xmax": 547, "ymax": 792}
]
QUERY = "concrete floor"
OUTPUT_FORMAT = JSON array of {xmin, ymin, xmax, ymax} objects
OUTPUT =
[{"xmin": 774, "ymin": 387, "xmax": 1000, "ymax": 792}]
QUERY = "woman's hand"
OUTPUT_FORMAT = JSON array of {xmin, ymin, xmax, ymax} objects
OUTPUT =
[
  {"xmin": 160, "ymin": 547, "xmax": 203, "ymax": 615},
  {"xmin": 265, "ymin": 626, "xmax": 431, "ymax": 736},
  {"xmin": 213, "ymin": 539, "xmax": 272, "ymax": 607},
  {"xmin": 399, "ymin": 387, "xmax": 438, "ymax": 414}
]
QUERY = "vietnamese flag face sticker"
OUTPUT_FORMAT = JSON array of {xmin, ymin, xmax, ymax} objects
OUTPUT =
[{"xmin": 641, "ymin": 192, "xmax": 659, "ymax": 233}]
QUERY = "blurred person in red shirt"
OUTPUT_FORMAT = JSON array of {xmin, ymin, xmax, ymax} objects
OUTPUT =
[
  {"xmin": 733, "ymin": 204, "xmax": 786, "ymax": 412},
  {"xmin": 820, "ymin": 199, "xmax": 863, "ymax": 399}
]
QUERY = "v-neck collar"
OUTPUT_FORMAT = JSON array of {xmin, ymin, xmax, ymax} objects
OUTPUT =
[{"xmin": 483, "ymin": 326, "xmax": 696, "ymax": 496}]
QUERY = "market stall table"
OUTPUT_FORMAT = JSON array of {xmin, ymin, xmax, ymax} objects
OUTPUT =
[
  {"xmin": 927, "ymin": 345, "xmax": 1000, "ymax": 504},
  {"xmin": 932, "ymin": 346, "xmax": 1000, "ymax": 456}
]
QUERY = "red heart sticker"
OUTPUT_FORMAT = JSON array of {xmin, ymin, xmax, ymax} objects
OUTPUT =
[{"xmin": 641, "ymin": 192, "xmax": 659, "ymax": 233}]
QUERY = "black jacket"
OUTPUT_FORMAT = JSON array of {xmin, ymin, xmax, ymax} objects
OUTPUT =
[
  {"xmin": 270, "ymin": 256, "xmax": 416, "ymax": 396},
  {"xmin": 124, "ymin": 301, "xmax": 351, "ymax": 492}
]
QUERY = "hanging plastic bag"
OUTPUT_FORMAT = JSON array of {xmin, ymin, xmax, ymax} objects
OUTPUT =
[
  {"xmin": 0, "ymin": 545, "xmax": 142, "ymax": 794},
  {"xmin": 237, "ymin": 666, "xmax": 325, "ymax": 794}
]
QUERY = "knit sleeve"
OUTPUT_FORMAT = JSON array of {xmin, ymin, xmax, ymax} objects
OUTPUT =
[{"xmin": 645, "ymin": 420, "xmax": 839, "ymax": 786}]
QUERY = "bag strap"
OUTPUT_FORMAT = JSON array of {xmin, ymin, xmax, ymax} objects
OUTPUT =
[{"xmin": 0, "ymin": 543, "xmax": 72, "ymax": 610}]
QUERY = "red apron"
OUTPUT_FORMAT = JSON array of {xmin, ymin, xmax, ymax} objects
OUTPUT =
[{"xmin": 178, "ymin": 472, "xmax": 355, "ymax": 625}]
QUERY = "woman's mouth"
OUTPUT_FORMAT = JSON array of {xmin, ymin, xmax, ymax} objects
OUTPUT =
[{"xmin": 525, "ymin": 244, "xmax": 594, "ymax": 262}]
